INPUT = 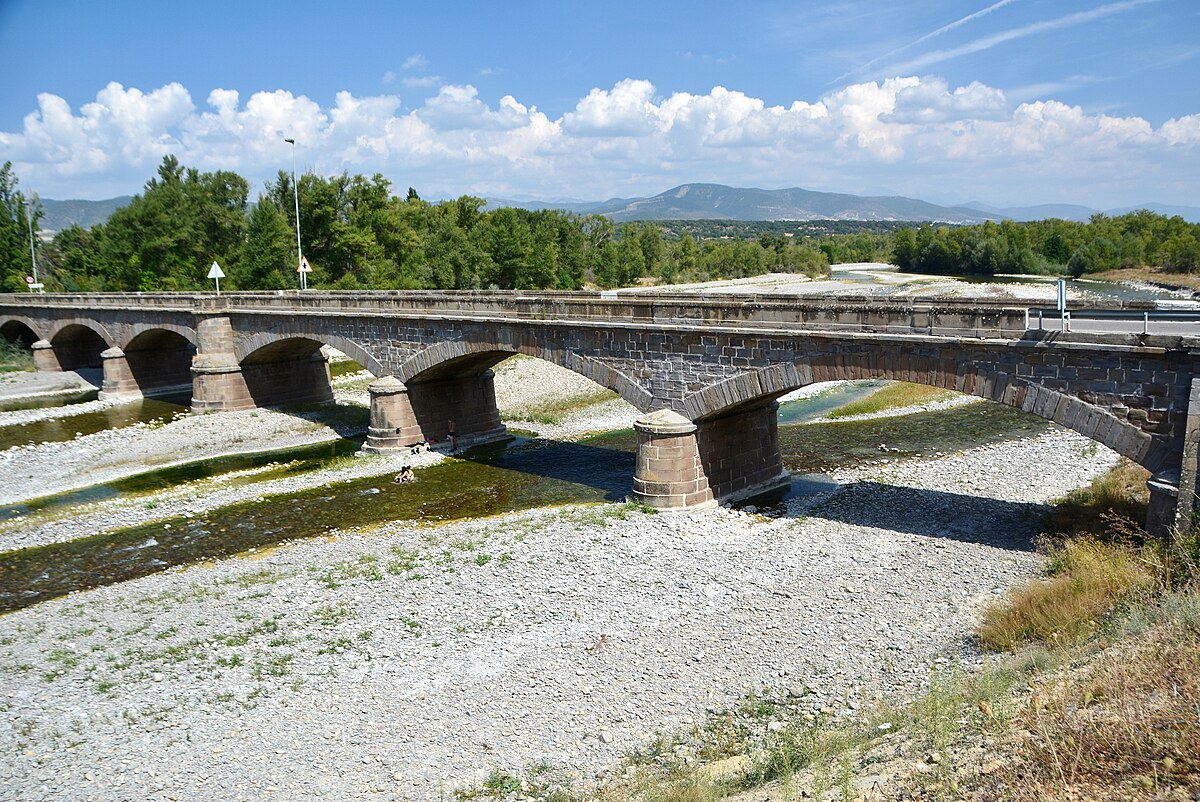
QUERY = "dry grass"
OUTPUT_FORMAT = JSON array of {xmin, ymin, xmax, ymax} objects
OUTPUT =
[
  {"xmin": 1001, "ymin": 603, "xmax": 1200, "ymax": 800},
  {"xmin": 824, "ymin": 381, "xmax": 958, "ymax": 419},
  {"xmin": 0, "ymin": 339, "xmax": 34, "ymax": 372},
  {"xmin": 977, "ymin": 538, "xmax": 1154, "ymax": 651},
  {"xmin": 1044, "ymin": 459, "xmax": 1150, "ymax": 539}
]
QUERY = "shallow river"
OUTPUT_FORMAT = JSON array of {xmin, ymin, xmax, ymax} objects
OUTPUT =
[{"xmin": 0, "ymin": 384, "xmax": 1051, "ymax": 612}]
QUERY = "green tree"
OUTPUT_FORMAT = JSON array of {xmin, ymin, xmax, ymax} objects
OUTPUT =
[
  {"xmin": 98, "ymin": 155, "xmax": 248, "ymax": 290},
  {"xmin": 238, "ymin": 197, "xmax": 294, "ymax": 289},
  {"xmin": 0, "ymin": 162, "xmax": 39, "ymax": 292}
]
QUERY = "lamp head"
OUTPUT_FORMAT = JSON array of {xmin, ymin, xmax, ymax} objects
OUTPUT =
[{"xmin": 284, "ymin": 138, "xmax": 295, "ymax": 144}]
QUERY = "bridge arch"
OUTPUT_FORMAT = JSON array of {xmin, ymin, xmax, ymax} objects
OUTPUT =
[
  {"xmin": 121, "ymin": 327, "xmax": 197, "ymax": 397},
  {"xmin": 399, "ymin": 338, "xmax": 653, "ymax": 411},
  {"xmin": 47, "ymin": 321, "xmax": 113, "ymax": 372},
  {"xmin": 681, "ymin": 354, "xmax": 1165, "ymax": 474},
  {"xmin": 0, "ymin": 317, "xmax": 42, "ymax": 350},
  {"xmin": 237, "ymin": 336, "xmax": 340, "ymax": 408},
  {"xmin": 235, "ymin": 332, "xmax": 384, "ymax": 379}
]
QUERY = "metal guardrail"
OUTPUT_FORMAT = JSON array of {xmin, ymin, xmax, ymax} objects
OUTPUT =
[{"xmin": 1027, "ymin": 307, "xmax": 1200, "ymax": 334}]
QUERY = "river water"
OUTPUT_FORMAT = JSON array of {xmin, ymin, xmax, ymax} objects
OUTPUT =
[{"xmin": 0, "ymin": 383, "xmax": 1054, "ymax": 612}]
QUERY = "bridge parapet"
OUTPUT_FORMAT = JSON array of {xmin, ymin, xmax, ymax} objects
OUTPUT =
[{"xmin": 1, "ymin": 290, "xmax": 1032, "ymax": 338}]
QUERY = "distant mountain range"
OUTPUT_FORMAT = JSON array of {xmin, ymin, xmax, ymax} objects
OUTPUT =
[
  {"xmin": 960, "ymin": 200, "xmax": 1200, "ymax": 223},
  {"xmin": 488, "ymin": 184, "xmax": 1200, "ymax": 224},
  {"xmin": 38, "ymin": 196, "xmax": 133, "ymax": 232},
  {"xmin": 486, "ymin": 183, "xmax": 996, "ymax": 223},
  {"xmin": 35, "ymin": 184, "xmax": 1200, "ymax": 232}
]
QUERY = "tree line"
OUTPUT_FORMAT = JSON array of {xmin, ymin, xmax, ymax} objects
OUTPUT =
[
  {"xmin": 890, "ymin": 213, "xmax": 1200, "ymax": 276},
  {"xmin": 2, "ymin": 157, "xmax": 829, "ymax": 294},
  {"xmin": 5, "ymin": 156, "xmax": 1196, "ymax": 294}
]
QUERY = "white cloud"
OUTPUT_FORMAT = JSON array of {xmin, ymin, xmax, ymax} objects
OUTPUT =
[
  {"xmin": 887, "ymin": 79, "xmax": 1009, "ymax": 124},
  {"xmin": 0, "ymin": 75, "xmax": 1195, "ymax": 207},
  {"xmin": 562, "ymin": 79, "xmax": 661, "ymax": 137},
  {"xmin": 402, "ymin": 76, "xmax": 444, "ymax": 89},
  {"xmin": 402, "ymin": 54, "xmax": 428, "ymax": 71}
]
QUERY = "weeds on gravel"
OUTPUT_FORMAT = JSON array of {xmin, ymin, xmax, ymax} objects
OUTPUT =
[
  {"xmin": 310, "ymin": 602, "xmax": 352, "ymax": 627},
  {"xmin": 507, "ymin": 388, "xmax": 620, "ymax": 425},
  {"xmin": 310, "ymin": 554, "xmax": 384, "ymax": 588},
  {"xmin": 0, "ymin": 339, "xmax": 34, "ymax": 371},
  {"xmin": 454, "ymin": 764, "xmax": 571, "ymax": 801},
  {"xmin": 824, "ymin": 381, "xmax": 957, "ymax": 419}
]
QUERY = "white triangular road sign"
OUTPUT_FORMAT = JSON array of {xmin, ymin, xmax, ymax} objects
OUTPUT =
[
  {"xmin": 298, "ymin": 256, "xmax": 313, "ymax": 273},
  {"xmin": 207, "ymin": 261, "xmax": 225, "ymax": 279}
]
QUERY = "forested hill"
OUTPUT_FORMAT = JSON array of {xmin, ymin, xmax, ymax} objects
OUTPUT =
[{"xmin": 38, "ymin": 197, "xmax": 133, "ymax": 233}]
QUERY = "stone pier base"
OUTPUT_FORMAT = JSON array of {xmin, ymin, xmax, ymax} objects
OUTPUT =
[
  {"xmin": 362, "ymin": 370, "xmax": 508, "ymax": 455},
  {"xmin": 191, "ymin": 364, "xmax": 255, "ymax": 412},
  {"xmin": 1147, "ymin": 474, "xmax": 1181, "ymax": 540},
  {"xmin": 98, "ymin": 347, "xmax": 140, "ymax": 400},
  {"xmin": 31, "ymin": 339, "xmax": 59, "ymax": 372},
  {"xmin": 632, "ymin": 410, "xmax": 715, "ymax": 509}
]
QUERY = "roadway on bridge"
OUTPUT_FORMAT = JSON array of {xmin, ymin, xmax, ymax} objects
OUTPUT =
[{"xmin": 1030, "ymin": 317, "xmax": 1199, "ymax": 337}]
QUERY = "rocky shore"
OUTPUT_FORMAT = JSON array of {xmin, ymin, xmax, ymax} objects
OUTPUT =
[{"xmin": 0, "ymin": 357, "xmax": 1121, "ymax": 801}]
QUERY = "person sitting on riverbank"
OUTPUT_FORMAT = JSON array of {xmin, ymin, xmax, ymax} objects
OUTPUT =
[{"xmin": 393, "ymin": 465, "xmax": 416, "ymax": 484}]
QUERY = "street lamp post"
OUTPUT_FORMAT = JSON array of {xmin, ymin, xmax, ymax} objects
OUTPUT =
[
  {"xmin": 27, "ymin": 199, "xmax": 38, "ymax": 287},
  {"xmin": 284, "ymin": 137, "xmax": 305, "ymax": 291}
]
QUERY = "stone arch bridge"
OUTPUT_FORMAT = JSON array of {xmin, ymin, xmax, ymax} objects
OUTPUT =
[{"xmin": 2, "ymin": 291, "xmax": 1198, "ymax": 535}]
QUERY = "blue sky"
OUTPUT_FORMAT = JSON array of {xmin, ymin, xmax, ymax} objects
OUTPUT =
[{"xmin": 0, "ymin": 0, "xmax": 1197, "ymax": 208}]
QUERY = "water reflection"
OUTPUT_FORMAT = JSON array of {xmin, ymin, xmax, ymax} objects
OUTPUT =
[{"xmin": 0, "ymin": 394, "xmax": 191, "ymax": 452}]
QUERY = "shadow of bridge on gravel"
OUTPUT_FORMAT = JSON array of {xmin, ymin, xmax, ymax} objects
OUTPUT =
[{"xmin": 799, "ymin": 481, "xmax": 1048, "ymax": 552}]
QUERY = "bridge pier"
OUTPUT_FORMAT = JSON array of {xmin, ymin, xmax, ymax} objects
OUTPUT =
[
  {"xmin": 190, "ymin": 317, "xmax": 254, "ymax": 412},
  {"xmin": 98, "ymin": 347, "xmax": 140, "ymax": 400},
  {"xmin": 361, "ymin": 370, "xmax": 507, "ymax": 454},
  {"xmin": 1171, "ymin": 378, "xmax": 1200, "ymax": 535},
  {"xmin": 362, "ymin": 377, "xmax": 421, "ymax": 453},
  {"xmin": 697, "ymin": 401, "xmax": 791, "ymax": 503},
  {"xmin": 30, "ymin": 339, "xmax": 59, "ymax": 372},
  {"xmin": 632, "ymin": 410, "xmax": 715, "ymax": 509}
]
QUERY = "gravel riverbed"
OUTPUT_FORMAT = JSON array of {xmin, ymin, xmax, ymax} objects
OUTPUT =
[
  {"xmin": 0, "ymin": 357, "xmax": 1124, "ymax": 800},
  {"xmin": 0, "ymin": 416, "xmax": 1118, "ymax": 801}
]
